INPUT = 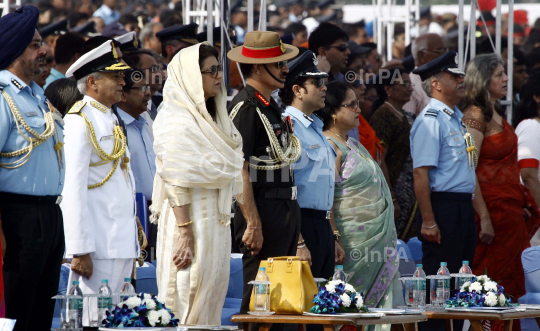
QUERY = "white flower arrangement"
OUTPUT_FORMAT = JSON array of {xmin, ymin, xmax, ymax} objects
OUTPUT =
[
  {"xmin": 311, "ymin": 280, "xmax": 367, "ymax": 314},
  {"xmin": 344, "ymin": 284, "xmax": 355, "ymax": 292},
  {"xmin": 340, "ymin": 293, "xmax": 351, "ymax": 307},
  {"xmin": 355, "ymin": 294, "xmax": 364, "ymax": 309},
  {"xmin": 103, "ymin": 293, "xmax": 179, "ymax": 328},
  {"xmin": 483, "ymin": 281, "xmax": 497, "ymax": 292},
  {"xmin": 460, "ymin": 281, "xmax": 471, "ymax": 292},
  {"xmin": 484, "ymin": 292, "xmax": 498, "ymax": 307},
  {"xmin": 498, "ymin": 294, "xmax": 506, "ymax": 306},
  {"xmin": 447, "ymin": 275, "xmax": 516, "ymax": 308},
  {"xmin": 325, "ymin": 284, "xmax": 336, "ymax": 293},
  {"xmin": 148, "ymin": 310, "xmax": 160, "ymax": 327},
  {"xmin": 469, "ymin": 282, "xmax": 483, "ymax": 293},
  {"xmin": 125, "ymin": 296, "xmax": 142, "ymax": 309}
]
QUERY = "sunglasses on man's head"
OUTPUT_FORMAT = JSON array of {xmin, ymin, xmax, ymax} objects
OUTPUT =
[
  {"xmin": 200, "ymin": 64, "xmax": 223, "ymax": 78},
  {"xmin": 328, "ymin": 43, "xmax": 348, "ymax": 52}
]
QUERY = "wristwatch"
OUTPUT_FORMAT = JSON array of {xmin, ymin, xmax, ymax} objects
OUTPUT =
[{"xmin": 333, "ymin": 230, "xmax": 341, "ymax": 243}]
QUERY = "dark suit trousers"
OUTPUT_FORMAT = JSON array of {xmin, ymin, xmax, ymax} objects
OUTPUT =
[
  {"xmin": 417, "ymin": 192, "xmax": 477, "ymax": 331},
  {"xmin": 234, "ymin": 198, "xmax": 301, "ymax": 315},
  {"xmin": 0, "ymin": 194, "xmax": 65, "ymax": 331}
]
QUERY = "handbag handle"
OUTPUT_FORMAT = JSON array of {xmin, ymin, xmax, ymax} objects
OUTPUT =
[{"xmin": 266, "ymin": 256, "xmax": 298, "ymax": 273}]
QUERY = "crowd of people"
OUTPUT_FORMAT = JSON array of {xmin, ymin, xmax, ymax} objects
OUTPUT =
[{"xmin": 2, "ymin": 1, "xmax": 540, "ymax": 331}]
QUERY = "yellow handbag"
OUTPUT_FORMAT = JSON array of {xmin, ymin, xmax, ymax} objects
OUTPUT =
[{"xmin": 249, "ymin": 256, "xmax": 319, "ymax": 314}]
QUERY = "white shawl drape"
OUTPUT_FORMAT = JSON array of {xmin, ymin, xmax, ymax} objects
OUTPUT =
[{"xmin": 150, "ymin": 42, "xmax": 244, "ymax": 225}]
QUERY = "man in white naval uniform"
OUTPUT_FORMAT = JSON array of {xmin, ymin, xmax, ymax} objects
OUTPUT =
[{"xmin": 61, "ymin": 40, "xmax": 139, "ymax": 310}]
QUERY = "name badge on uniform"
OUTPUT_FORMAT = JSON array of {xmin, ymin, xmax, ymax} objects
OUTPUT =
[
  {"xmin": 100, "ymin": 135, "xmax": 115, "ymax": 141},
  {"xmin": 25, "ymin": 111, "xmax": 38, "ymax": 117},
  {"xmin": 309, "ymin": 144, "xmax": 320, "ymax": 149},
  {"xmin": 449, "ymin": 131, "xmax": 459, "ymax": 136}
]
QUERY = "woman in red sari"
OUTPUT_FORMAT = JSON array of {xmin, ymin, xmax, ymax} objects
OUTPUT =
[{"xmin": 460, "ymin": 54, "xmax": 540, "ymax": 317}]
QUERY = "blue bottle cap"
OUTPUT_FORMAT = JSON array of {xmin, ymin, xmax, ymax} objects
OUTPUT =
[
  {"xmin": 102, "ymin": 279, "xmax": 108, "ymax": 283},
  {"xmin": 73, "ymin": 281, "xmax": 79, "ymax": 285},
  {"xmin": 336, "ymin": 265, "xmax": 343, "ymax": 270},
  {"xmin": 124, "ymin": 278, "xmax": 131, "ymax": 282},
  {"xmin": 462, "ymin": 261, "xmax": 469, "ymax": 265},
  {"xmin": 259, "ymin": 267, "xmax": 266, "ymax": 271},
  {"xmin": 441, "ymin": 262, "xmax": 447, "ymax": 266},
  {"xmin": 416, "ymin": 264, "xmax": 423, "ymax": 267}
]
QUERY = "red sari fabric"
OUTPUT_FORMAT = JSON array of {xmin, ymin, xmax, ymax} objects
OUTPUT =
[
  {"xmin": 358, "ymin": 115, "xmax": 384, "ymax": 163},
  {"xmin": 473, "ymin": 121, "xmax": 540, "ymax": 302}
]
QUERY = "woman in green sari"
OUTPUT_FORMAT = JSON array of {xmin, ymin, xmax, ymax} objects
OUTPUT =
[{"xmin": 315, "ymin": 82, "xmax": 403, "ymax": 309}]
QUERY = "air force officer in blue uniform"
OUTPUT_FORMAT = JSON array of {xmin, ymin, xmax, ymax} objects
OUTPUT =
[
  {"xmin": 410, "ymin": 51, "xmax": 477, "ymax": 331},
  {"xmin": 0, "ymin": 6, "xmax": 65, "ymax": 331}
]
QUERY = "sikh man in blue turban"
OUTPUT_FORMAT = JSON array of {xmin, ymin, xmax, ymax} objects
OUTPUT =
[{"xmin": 0, "ymin": 5, "xmax": 66, "ymax": 331}]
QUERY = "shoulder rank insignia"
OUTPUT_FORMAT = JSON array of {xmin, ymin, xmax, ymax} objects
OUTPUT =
[
  {"xmin": 90, "ymin": 100, "xmax": 109, "ymax": 113},
  {"xmin": 442, "ymin": 108, "xmax": 453, "ymax": 117},
  {"xmin": 255, "ymin": 92, "xmax": 270, "ymax": 107},
  {"xmin": 11, "ymin": 78, "xmax": 23, "ymax": 90},
  {"xmin": 424, "ymin": 109, "xmax": 438, "ymax": 118},
  {"xmin": 68, "ymin": 101, "xmax": 87, "ymax": 114}
]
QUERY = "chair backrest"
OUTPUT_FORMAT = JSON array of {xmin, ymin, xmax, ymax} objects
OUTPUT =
[
  {"xmin": 407, "ymin": 237, "xmax": 423, "ymax": 263},
  {"xmin": 522, "ymin": 246, "xmax": 540, "ymax": 293},
  {"xmin": 226, "ymin": 255, "xmax": 244, "ymax": 299},
  {"xmin": 397, "ymin": 240, "xmax": 415, "ymax": 276},
  {"xmin": 136, "ymin": 265, "xmax": 158, "ymax": 296},
  {"xmin": 397, "ymin": 239, "xmax": 414, "ymax": 262}
]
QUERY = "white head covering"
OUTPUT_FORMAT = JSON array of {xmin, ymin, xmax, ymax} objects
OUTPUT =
[{"xmin": 150, "ymin": 42, "xmax": 244, "ymax": 225}]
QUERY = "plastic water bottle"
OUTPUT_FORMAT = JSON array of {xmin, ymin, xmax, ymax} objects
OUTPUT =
[
  {"xmin": 98, "ymin": 279, "xmax": 113, "ymax": 323},
  {"xmin": 436, "ymin": 262, "xmax": 451, "ymax": 306},
  {"xmin": 413, "ymin": 264, "xmax": 427, "ymax": 308},
  {"xmin": 332, "ymin": 265, "xmax": 347, "ymax": 282},
  {"xmin": 254, "ymin": 267, "xmax": 270, "ymax": 313},
  {"xmin": 121, "ymin": 278, "xmax": 136, "ymax": 295},
  {"xmin": 68, "ymin": 281, "xmax": 83, "ymax": 328},
  {"xmin": 456, "ymin": 261, "xmax": 473, "ymax": 289}
]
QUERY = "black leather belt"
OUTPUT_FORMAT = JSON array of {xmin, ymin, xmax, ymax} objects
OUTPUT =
[
  {"xmin": 0, "ymin": 192, "xmax": 63, "ymax": 205},
  {"xmin": 301, "ymin": 208, "xmax": 332, "ymax": 220},
  {"xmin": 257, "ymin": 186, "xmax": 298, "ymax": 200}
]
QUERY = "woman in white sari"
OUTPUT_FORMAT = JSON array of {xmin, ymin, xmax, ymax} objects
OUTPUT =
[{"xmin": 150, "ymin": 43, "xmax": 244, "ymax": 325}]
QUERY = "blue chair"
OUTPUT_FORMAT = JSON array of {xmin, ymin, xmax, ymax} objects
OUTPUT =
[
  {"xmin": 397, "ymin": 239, "xmax": 415, "ymax": 276},
  {"xmin": 136, "ymin": 264, "xmax": 159, "ymax": 295},
  {"xmin": 519, "ymin": 246, "xmax": 540, "ymax": 331},
  {"xmin": 51, "ymin": 265, "xmax": 71, "ymax": 329},
  {"xmin": 407, "ymin": 237, "xmax": 423, "ymax": 264},
  {"xmin": 221, "ymin": 255, "xmax": 243, "ymax": 326}
]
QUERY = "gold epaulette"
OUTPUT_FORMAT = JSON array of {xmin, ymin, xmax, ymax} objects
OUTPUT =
[{"xmin": 68, "ymin": 101, "xmax": 86, "ymax": 114}]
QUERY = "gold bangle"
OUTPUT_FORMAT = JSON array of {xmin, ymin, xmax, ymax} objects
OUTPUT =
[
  {"xmin": 392, "ymin": 198, "xmax": 397, "ymax": 202},
  {"xmin": 177, "ymin": 220, "xmax": 193, "ymax": 227},
  {"xmin": 297, "ymin": 239, "xmax": 305, "ymax": 245},
  {"xmin": 333, "ymin": 230, "xmax": 340, "ymax": 236}
]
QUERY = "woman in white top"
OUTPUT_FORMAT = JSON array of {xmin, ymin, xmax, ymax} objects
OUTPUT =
[
  {"xmin": 150, "ymin": 43, "xmax": 244, "ymax": 324},
  {"xmin": 515, "ymin": 72, "xmax": 540, "ymax": 246}
]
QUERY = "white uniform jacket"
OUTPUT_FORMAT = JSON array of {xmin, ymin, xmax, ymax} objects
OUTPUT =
[{"xmin": 61, "ymin": 95, "xmax": 139, "ymax": 260}]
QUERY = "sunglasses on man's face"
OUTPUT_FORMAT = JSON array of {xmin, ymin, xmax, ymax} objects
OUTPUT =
[
  {"xmin": 131, "ymin": 85, "xmax": 151, "ymax": 93},
  {"xmin": 275, "ymin": 60, "xmax": 288, "ymax": 69},
  {"xmin": 306, "ymin": 78, "xmax": 325, "ymax": 89},
  {"xmin": 200, "ymin": 64, "xmax": 223, "ymax": 78},
  {"xmin": 328, "ymin": 43, "xmax": 348, "ymax": 52}
]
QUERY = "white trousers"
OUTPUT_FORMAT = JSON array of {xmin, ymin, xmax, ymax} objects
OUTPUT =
[{"xmin": 68, "ymin": 258, "xmax": 133, "ymax": 325}]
